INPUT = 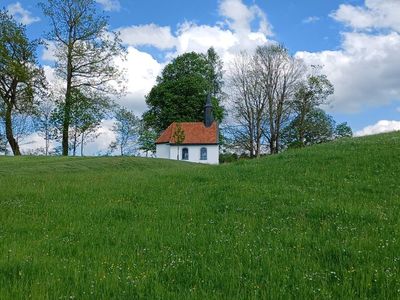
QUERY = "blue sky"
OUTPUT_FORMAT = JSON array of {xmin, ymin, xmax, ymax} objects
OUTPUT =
[{"xmin": 3, "ymin": 0, "xmax": 400, "ymax": 153}]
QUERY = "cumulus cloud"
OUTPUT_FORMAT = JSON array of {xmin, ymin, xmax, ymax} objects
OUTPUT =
[
  {"xmin": 7, "ymin": 2, "xmax": 40, "ymax": 25},
  {"xmin": 116, "ymin": 47, "xmax": 163, "ymax": 114},
  {"xmin": 296, "ymin": 31, "xmax": 400, "ymax": 112},
  {"xmin": 83, "ymin": 119, "xmax": 116, "ymax": 155},
  {"xmin": 296, "ymin": 0, "xmax": 400, "ymax": 113},
  {"xmin": 219, "ymin": 0, "xmax": 272, "ymax": 36},
  {"xmin": 95, "ymin": 0, "xmax": 121, "ymax": 12},
  {"xmin": 355, "ymin": 120, "xmax": 400, "ymax": 136},
  {"xmin": 118, "ymin": 0, "xmax": 272, "ymax": 59},
  {"xmin": 118, "ymin": 24, "xmax": 176, "ymax": 50},
  {"xmin": 332, "ymin": 0, "xmax": 400, "ymax": 32}
]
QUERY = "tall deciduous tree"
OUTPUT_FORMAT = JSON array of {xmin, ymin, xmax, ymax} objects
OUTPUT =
[
  {"xmin": 40, "ymin": 0, "xmax": 125, "ymax": 156},
  {"xmin": 51, "ymin": 88, "xmax": 110, "ymax": 156},
  {"xmin": 0, "ymin": 10, "xmax": 45, "ymax": 155},
  {"xmin": 143, "ymin": 50, "xmax": 224, "ymax": 133},
  {"xmin": 256, "ymin": 45, "xmax": 305, "ymax": 154},
  {"xmin": 227, "ymin": 51, "xmax": 267, "ymax": 157},
  {"xmin": 206, "ymin": 47, "xmax": 224, "ymax": 98},
  {"xmin": 292, "ymin": 67, "xmax": 334, "ymax": 147}
]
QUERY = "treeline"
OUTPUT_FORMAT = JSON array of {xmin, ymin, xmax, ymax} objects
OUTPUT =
[{"xmin": 0, "ymin": 0, "xmax": 351, "ymax": 157}]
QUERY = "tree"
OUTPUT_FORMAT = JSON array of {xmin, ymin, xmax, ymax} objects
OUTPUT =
[
  {"xmin": 0, "ymin": 104, "xmax": 7, "ymax": 154},
  {"xmin": 35, "ymin": 97, "xmax": 55, "ymax": 156},
  {"xmin": 292, "ymin": 67, "xmax": 334, "ymax": 147},
  {"xmin": 143, "ymin": 50, "xmax": 224, "ymax": 133},
  {"xmin": 206, "ymin": 47, "xmax": 224, "ymax": 98},
  {"xmin": 227, "ymin": 51, "xmax": 267, "ymax": 157},
  {"xmin": 51, "ymin": 88, "xmax": 110, "ymax": 156},
  {"xmin": 0, "ymin": 10, "xmax": 46, "ymax": 155},
  {"xmin": 138, "ymin": 125, "xmax": 157, "ymax": 157},
  {"xmin": 109, "ymin": 107, "xmax": 140, "ymax": 156},
  {"xmin": 172, "ymin": 123, "xmax": 185, "ymax": 160},
  {"xmin": 282, "ymin": 108, "xmax": 335, "ymax": 148},
  {"xmin": 335, "ymin": 122, "xmax": 353, "ymax": 139},
  {"xmin": 40, "ymin": 0, "xmax": 125, "ymax": 156},
  {"xmin": 256, "ymin": 45, "xmax": 305, "ymax": 154}
]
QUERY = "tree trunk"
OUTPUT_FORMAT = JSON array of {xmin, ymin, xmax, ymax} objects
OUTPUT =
[
  {"xmin": 299, "ymin": 110, "xmax": 306, "ymax": 147},
  {"xmin": 62, "ymin": 38, "xmax": 74, "ymax": 156},
  {"xmin": 80, "ymin": 133, "xmax": 84, "ymax": 156},
  {"xmin": 45, "ymin": 128, "xmax": 49, "ymax": 156},
  {"xmin": 5, "ymin": 104, "xmax": 21, "ymax": 156},
  {"xmin": 72, "ymin": 130, "xmax": 77, "ymax": 156}
]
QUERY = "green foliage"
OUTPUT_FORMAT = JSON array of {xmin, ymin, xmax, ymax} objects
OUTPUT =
[
  {"xmin": 335, "ymin": 122, "xmax": 353, "ymax": 138},
  {"xmin": 0, "ymin": 132, "xmax": 400, "ymax": 298},
  {"xmin": 172, "ymin": 123, "xmax": 185, "ymax": 145},
  {"xmin": 283, "ymin": 108, "xmax": 336, "ymax": 147},
  {"xmin": 292, "ymin": 67, "xmax": 334, "ymax": 147},
  {"xmin": 219, "ymin": 152, "xmax": 239, "ymax": 163},
  {"xmin": 143, "ymin": 50, "xmax": 224, "ymax": 133},
  {"xmin": 138, "ymin": 125, "xmax": 157, "ymax": 156},
  {"xmin": 51, "ymin": 89, "xmax": 110, "ymax": 155},
  {"xmin": 40, "ymin": 0, "xmax": 125, "ymax": 155},
  {"xmin": 0, "ymin": 10, "xmax": 46, "ymax": 155},
  {"xmin": 110, "ymin": 107, "xmax": 140, "ymax": 156}
]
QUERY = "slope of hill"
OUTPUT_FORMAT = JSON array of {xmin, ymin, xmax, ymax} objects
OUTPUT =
[{"xmin": 1, "ymin": 132, "xmax": 399, "ymax": 299}]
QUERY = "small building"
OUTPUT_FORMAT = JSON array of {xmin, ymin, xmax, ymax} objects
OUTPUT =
[{"xmin": 155, "ymin": 96, "xmax": 219, "ymax": 164}]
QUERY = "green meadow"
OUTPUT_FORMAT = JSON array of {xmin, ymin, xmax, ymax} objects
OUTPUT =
[{"xmin": 1, "ymin": 132, "xmax": 399, "ymax": 299}]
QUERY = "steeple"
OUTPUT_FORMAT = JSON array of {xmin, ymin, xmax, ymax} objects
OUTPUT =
[{"xmin": 204, "ymin": 93, "xmax": 214, "ymax": 127}]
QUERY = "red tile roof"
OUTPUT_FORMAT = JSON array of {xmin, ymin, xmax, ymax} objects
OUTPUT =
[{"xmin": 156, "ymin": 122, "xmax": 218, "ymax": 144}]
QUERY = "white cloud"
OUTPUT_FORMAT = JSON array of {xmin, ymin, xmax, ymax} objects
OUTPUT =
[
  {"xmin": 117, "ymin": 0, "xmax": 272, "ymax": 58},
  {"xmin": 296, "ymin": 0, "xmax": 400, "ymax": 113},
  {"xmin": 118, "ymin": 24, "xmax": 176, "ymax": 49},
  {"xmin": 297, "ymin": 31, "xmax": 400, "ymax": 112},
  {"xmin": 83, "ymin": 119, "xmax": 116, "ymax": 155},
  {"xmin": 219, "ymin": 0, "xmax": 272, "ymax": 36},
  {"xmin": 302, "ymin": 16, "xmax": 320, "ymax": 24},
  {"xmin": 355, "ymin": 120, "xmax": 400, "ymax": 136},
  {"xmin": 332, "ymin": 0, "xmax": 400, "ymax": 32},
  {"xmin": 7, "ymin": 2, "xmax": 40, "ymax": 25},
  {"xmin": 95, "ymin": 0, "xmax": 121, "ymax": 12},
  {"xmin": 41, "ymin": 41, "xmax": 57, "ymax": 62}
]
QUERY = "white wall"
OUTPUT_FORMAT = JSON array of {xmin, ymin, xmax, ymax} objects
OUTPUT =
[
  {"xmin": 169, "ymin": 145, "xmax": 219, "ymax": 165},
  {"xmin": 156, "ymin": 144, "xmax": 170, "ymax": 159}
]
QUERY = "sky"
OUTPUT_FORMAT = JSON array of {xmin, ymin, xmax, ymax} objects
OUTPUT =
[{"xmin": 3, "ymin": 0, "xmax": 400, "ymax": 154}]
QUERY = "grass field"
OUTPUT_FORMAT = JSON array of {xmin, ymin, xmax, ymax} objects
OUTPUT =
[{"xmin": 1, "ymin": 132, "xmax": 400, "ymax": 299}]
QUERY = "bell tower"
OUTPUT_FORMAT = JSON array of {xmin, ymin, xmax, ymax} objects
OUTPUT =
[{"xmin": 204, "ymin": 93, "xmax": 214, "ymax": 127}]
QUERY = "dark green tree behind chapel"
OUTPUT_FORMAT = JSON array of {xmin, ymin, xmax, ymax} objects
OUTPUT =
[{"xmin": 143, "ymin": 49, "xmax": 224, "ymax": 133}]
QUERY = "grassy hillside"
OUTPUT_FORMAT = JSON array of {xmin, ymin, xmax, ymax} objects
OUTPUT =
[{"xmin": 1, "ymin": 132, "xmax": 399, "ymax": 299}]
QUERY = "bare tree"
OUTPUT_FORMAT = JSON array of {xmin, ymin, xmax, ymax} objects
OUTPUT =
[
  {"xmin": 256, "ymin": 45, "xmax": 305, "ymax": 154},
  {"xmin": 40, "ymin": 0, "xmax": 126, "ymax": 156},
  {"xmin": 227, "ymin": 51, "xmax": 268, "ymax": 157},
  {"xmin": 35, "ymin": 97, "xmax": 55, "ymax": 155}
]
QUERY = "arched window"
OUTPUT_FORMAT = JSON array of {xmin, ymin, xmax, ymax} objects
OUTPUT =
[
  {"xmin": 200, "ymin": 147, "xmax": 207, "ymax": 160},
  {"xmin": 182, "ymin": 148, "xmax": 189, "ymax": 160}
]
